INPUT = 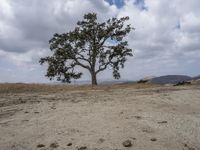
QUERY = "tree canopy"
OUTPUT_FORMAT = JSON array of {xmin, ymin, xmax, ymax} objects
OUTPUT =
[{"xmin": 40, "ymin": 13, "xmax": 133, "ymax": 85}]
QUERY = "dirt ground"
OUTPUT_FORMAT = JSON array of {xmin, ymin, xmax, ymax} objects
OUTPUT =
[{"xmin": 0, "ymin": 84, "xmax": 200, "ymax": 150}]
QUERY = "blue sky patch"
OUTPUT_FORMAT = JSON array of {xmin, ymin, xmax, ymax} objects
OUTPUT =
[
  {"xmin": 134, "ymin": 0, "xmax": 148, "ymax": 10},
  {"xmin": 175, "ymin": 22, "xmax": 181, "ymax": 29},
  {"xmin": 105, "ymin": 0, "xmax": 125, "ymax": 8}
]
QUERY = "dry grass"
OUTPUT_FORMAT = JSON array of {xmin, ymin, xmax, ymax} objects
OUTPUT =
[{"xmin": 0, "ymin": 83, "xmax": 159, "ymax": 93}]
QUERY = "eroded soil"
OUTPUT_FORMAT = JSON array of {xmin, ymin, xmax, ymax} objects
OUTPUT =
[{"xmin": 0, "ymin": 85, "xmax": 200, "ymax": 150}]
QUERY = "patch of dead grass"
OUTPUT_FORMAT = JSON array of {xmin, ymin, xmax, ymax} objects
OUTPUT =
[{"xmin": 0, "ymin": 83, "xmax": 159, "ymax": 93}]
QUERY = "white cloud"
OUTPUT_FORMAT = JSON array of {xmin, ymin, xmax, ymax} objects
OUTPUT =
[
  {"xmin": 0, "ymin": 0, "xmax": 200, "ymax": 82},
  {"xmin": 115, "ymin": 0, "xmax": 200, "ymax": 79}
]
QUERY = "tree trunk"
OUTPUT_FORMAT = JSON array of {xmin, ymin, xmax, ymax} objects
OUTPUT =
[{"xmin": 91, "ymin": 72, "xmax": 97, "ymax": 85}]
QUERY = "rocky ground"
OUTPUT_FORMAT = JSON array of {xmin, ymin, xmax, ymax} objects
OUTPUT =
[{"xmin": 0, "ymin": 84, "xmax": 200, "ymax": 150}]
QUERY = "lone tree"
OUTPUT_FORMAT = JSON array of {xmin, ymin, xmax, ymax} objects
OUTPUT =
[{"xmin": 40, "ymin": 13, "xmax": 133, "ymax": 85}]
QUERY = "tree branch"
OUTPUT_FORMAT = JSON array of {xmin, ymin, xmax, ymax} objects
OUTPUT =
[
  {"xmin": 96, "ymin": 62, "xmax": 110, "ymax": 74},
  {"xmin": 73, "ymin": 57, "xmax": 91, "ymax": 71}
]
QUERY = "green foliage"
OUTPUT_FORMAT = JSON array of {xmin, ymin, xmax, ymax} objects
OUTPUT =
[{"xmin": 40, "ymin": 12, "xmax": 134, "ymax": 84}]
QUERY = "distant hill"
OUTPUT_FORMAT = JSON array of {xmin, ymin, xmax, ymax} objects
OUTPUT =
[
  {"xmin": 141, "ymin": 76, "xmax": 156, "ymax": 81},
  {"xmin": 150, "ymin": 75, "xmax": 192, "ymax": 84},
  {"xmin": 193, "ymin": 75, "xmax": 200, "ymax": 80},
  {"xmin": 137, "ymin": 76, "xmax": 157, "ymax": 83}
]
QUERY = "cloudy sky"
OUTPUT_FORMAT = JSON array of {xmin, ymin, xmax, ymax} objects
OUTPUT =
[{"xmin": 0, "ymin": 0, "xmax": 200, "ymax": 83}]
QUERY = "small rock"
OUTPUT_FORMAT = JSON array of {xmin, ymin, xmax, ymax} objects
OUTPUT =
[
  {"xmin": 71, "ymin": 99, "xmax": 81, "ymax": 103},
  {"xmin": 77, "ymin": 146, "xmax": 87, "ymax": 150},
  {"xmin": 122, "ymin": 140, "xmax": 133, "ymax": 147},
  {"xmin": 98, "ymin": 138, "xmax": 105, "ymax": 143},
  {"xmin": 158, "ymin": 121, "xmax": 167, "ymax": 124},
  {"xmin": 21, "ymin": 119, "xmax": 29, "ymax": 122},
  {"xmin": 184, "ymin": 143, "xmax": 196, "ymax": 150},
  {"xmin": 67, "ymin": 143, "xmax": 72, "ymax": 146},
  {"xmin": 37, "ymin": 144, "xmax": 45, "ymax": 148},
  {"xmin": 135, "ymin": 116, "xmax": 142, "ymax": 119},
  {"xmin": 19, "ymin": 98, "xmax": 26, "ymax": 104},
  {"xmin": 51, "ymin": 106, "xmax": 56, "ymax": 109},
  {"xmin": 150, "ymin": 138, "xmax": 157, "ymax": 141},
  {"xmin": 50, "ymin": 142, "xmax": 59, "ymax": 148},
  {"xmin": 130, "ymin": 137, "xmax": 136, "ymax": 140},
  {"xmin": 34, "ymin": 111, "xmax": 40, "ymax": 114},
  {"xmin": 142, "ymin": 128, "xmax": 153, "ymax": 133}
]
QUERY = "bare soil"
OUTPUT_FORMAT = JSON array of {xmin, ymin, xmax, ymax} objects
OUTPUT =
[{"xmin": 0, "ymin": 84, "xmax": 200, "ymax": 150}]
